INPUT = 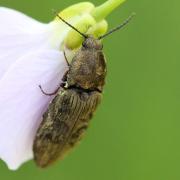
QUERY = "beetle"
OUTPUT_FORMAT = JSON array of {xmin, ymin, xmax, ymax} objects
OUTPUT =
[{"xmin": 33, "ymin": 13, "xmax": 135, "ymax": 168}]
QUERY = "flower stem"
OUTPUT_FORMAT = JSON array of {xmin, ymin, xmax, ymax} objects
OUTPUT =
[{"xmin": 91, "ymin": 0, "xmax": 125, "ymax": 22}]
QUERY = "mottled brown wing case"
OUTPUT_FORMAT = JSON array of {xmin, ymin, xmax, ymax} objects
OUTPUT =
[{"xmin": 33, "ymin": 88, "xmax": 101, "ymax": 167}]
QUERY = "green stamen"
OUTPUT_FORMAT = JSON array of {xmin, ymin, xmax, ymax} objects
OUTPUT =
[
  {"xmin": 54, "ymin": 0, "xmax": 126, "ymax": 49},
  {"xmin": 91, "ymin": 0, "xmax": 125, "ymax": 22}
]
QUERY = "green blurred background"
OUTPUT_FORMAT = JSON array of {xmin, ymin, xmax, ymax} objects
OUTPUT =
[{"xmin": 0, "ymin": 0, "xmax": 180, "ymax": 180}]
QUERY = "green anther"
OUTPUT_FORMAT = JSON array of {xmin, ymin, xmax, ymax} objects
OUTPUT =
[
  {"xmin": 87, "ymin": 20, "xmax": 108, "ymax": 38},
  {"xmin": 58, "ymin": 2, "xmax": 95, "ymax": 20},
  {"xmin": 64, "ymin": 14, "xmax": 96, "ymax": 49}
]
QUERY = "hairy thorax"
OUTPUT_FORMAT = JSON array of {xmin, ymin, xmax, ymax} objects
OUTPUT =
[{"xmin": 67, "ymin": 48, "xmax": 107, "ymax": 92}]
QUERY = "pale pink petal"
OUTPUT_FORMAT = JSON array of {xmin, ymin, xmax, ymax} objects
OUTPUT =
[
  {"xmin": 0, "ymin": 7, "xmax": 62, "ymax": 79},
  {"xmin": 0, "ymin": 7, "xmax": 47, "ymax": 34},
  {"xmin": 0, "ymin": 49, "xmax": 67, "ymax": 170}
]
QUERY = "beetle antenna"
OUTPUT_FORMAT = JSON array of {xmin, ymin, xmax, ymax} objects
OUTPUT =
[
  {"xmin": 98, "ymin": 13, "xmax": 136, "ymax": 40},
  {"xmin": 52, "ymin": 9, "xmax": 88, "ymax": 39}
]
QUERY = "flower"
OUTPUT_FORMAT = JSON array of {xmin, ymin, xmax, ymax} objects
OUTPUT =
[{"xmin": 0, "ymin": 0, "xmax": 125, "ymax": 170}]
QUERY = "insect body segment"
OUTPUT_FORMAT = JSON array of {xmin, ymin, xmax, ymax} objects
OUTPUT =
[
  {"xmin": 33, "ymin": 87, "xmax": 101, "ymax": 167},
  {"xmin": 67, "ymin": 36, "xmax": 106, "ymax": 91}
]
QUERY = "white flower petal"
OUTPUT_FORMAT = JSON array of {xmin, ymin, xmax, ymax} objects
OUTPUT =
[
  {"xmin": 0, "ymin": 7, "xmax": 61, "ymax": 79},
  {"xmin": 0, "ymin": 7, "xmax": 47, "ymax": 34},
  {"xmin": 0, "ymin": 6, "xmax": 78, "ymax": 171},
  {"xmin": 0, "ymin": 49, "xmax": 67, "ymax": 170}
]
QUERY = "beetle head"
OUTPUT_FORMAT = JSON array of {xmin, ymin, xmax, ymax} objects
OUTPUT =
[{"xmin": 82, "ymin": 36, "xmax": 103, "ymax": 50}]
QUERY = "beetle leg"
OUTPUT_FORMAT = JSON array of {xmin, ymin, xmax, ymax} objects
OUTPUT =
[
  {"xmin": 63, "ymin": 51, "xmax": 70, "ymax": 66},
  {"xmin": 39, "ymin": 85, "xmax": 61, "ymax": 96},
  {"xmin": 62, "ymin": 70, "xmax": 69, "ymax": 82}
]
